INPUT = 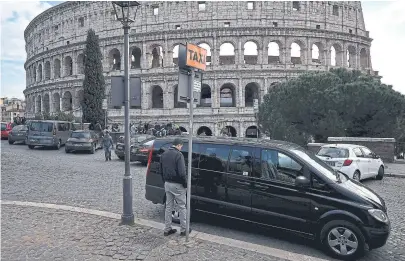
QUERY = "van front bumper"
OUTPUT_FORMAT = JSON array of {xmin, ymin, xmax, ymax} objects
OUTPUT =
[
  {"xmin": 364, "ymin": 223, "xmax": 390, "ymax": 249},
  {"xmin": 27, "ymin": 138, "xmax": 57, "ymax": 146}
]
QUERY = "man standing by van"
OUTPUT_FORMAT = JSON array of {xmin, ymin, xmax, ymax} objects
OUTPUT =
[
  {"xmin": 160, "ymin": 138, "xmax": 190, "ymax": 236},
  {"xmin": 102, "ymin": 130, "xmax": 114, "ymax": 161}
]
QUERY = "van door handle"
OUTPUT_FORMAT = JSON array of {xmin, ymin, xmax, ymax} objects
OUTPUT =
[
  {"xmin": 255, "ymin": 184, "xmax": 269, "ymax": 189},
  {"xmin": 236, "ymin": 181, "xmax": 250, "ymax": 186}
]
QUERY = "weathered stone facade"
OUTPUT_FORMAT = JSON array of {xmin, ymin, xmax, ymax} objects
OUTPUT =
[{"xmin": 23, "ymin": 1, "xmax": 375, "ymax": 137}]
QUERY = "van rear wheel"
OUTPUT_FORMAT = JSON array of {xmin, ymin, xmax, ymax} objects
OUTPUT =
[
  {"xmin": 54, "ymin": 140, "xmax": 61, "ymax": 150},
  {"xmin": 320, "ymin": 220, "xmax": 365, "ymax": 260},
  {"xmin": 28, "ymin": 145, "xmax": 35, "ymax": 149}
]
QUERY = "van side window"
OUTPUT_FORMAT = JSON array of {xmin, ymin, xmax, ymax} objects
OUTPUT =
[
  {"xmin": 228, "ymin": 146, "xmax": 255, "ymax": 175},
  {"xmin": 198, "ymin": 144, "xmax": 231, "ymax": 172},
  {"xmin": 261, "ymin": 149, "xmax": 303, "ymax": 184},
  {"xmin": 57, "ymin": 123, "xmax": 65, "ymax": 131},
  {"xmin": 180, "ymin": 143, "xmax": 200, "ymax": 168}
]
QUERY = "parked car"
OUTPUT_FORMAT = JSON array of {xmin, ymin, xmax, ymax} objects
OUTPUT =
[
  {"xmin": 316, "ymin": 144, "xmax": 384, "ymax": 181},
  {"xmin": 1, "ymin": 122, "xmax": 12, "ymax": 140},
  {"xmin": 130, "ymin": 138, "xmax": 155, "ymax": 165},
  {"xmin": 145, "ymin": 137, "xmax": 390, "ymax": 260},
  {"xmin": 115, "ymin": 134, "xmax": 154, "ymax": 162},
  {"xmin": 65, "ymin": 130, "xmax": 100, "ymax": 154},
  {"xmin": 8, "ymin": 124, "xmax": 29, "ymax": 144},
  {"xmin": 26, "ymin": 120, "xmax": 73, "ymax": 150}
]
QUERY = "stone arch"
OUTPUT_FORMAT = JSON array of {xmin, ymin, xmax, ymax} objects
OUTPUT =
[
  {"xmin": 131, "ymin": 46, "xmax": 142, "ymax": 69},
  {"xmin": 219, "ymin": 42, "xmax": 235, "ymax": 65},
  {"xmin": 54, "ymin": 59, "xmax": 61, "ymax": 78},
  {"xmin": 36, "ymin": 95, "xmax": 42, "ymax": 113},
  {"xmin": 200, "ymin": 84, "xmax": 212, "ymax": 107},
  {"xmin": 347, "ymin": 45, "xmax": 356, "ymax": 68},
  {"xmin": 246, "ymin": 126, "xmax": 260, "ymax": 138},
  {"xmin": 330, "ymin": 43, "xmax": 343, "ymax": 66},
  {"xmin": 198, "ymin": 43, "xmax": 211, "ymax": 65},
  {"xmin": 44, "ymin": 61, "xmax": 51, "ymax": 80},
  {"xmin": 268, "ymin": 41, "xmax": 281, "ymax": 63},
  {"xmin": 77, "ymin": 53, "xmax": 85, "ymax": 74},
  {"xmin": 151, "ymin": 85, "xmax": 163, "ymax": 108},
  {"xmin": 53, "ymin": 93, "xmax": 60, "ymax": 112},
  {"xmin": 360, "ymin": 48, "xmax": 369, "ymax": 69},
  {"xmin": 38, "ymin": 64, "xmax": 43, "ymax": 81},
  {"xmin": 220, "ymin": 83, "xmax": 236, "ymax": 107},
  {"xmin": 179, "ymin": 126, "xmax": 188, "ymax": 133},
  {"xmin": 311, "ymin": 42, "xmax": 324, "ymax": 64},
  {"xmin": 291, "ymin": 41, "xmax": 305, "ymax": 64},
  {"xmin": 173, "ymin": 84, "xmax": 186, "ymax": 108},
  {"xmin": 245, "ymin": 82, "xmax": 260, "ymax": 107},
  {"xmin": 109, "ymin": 48, "xmax": 121, "ymax": 70},
  {"xmin": 221, "ymin": 126, "xmax": 237, "ymax": 137},
  {"xmin": 64, "ymin": 56, "xmax": 73, "ymax": 76},
  {"xmin": 151, "ymin": 45, "xmax": 163, "ymax": 68},
  {"xmin": 172, "ymin": 45, "xmax": 179, "ymax": 66},
  {"xmin": 197, "ymin": 126, "xmax": 212, "ymax": 136},
  {"xmin": 244, "ymin": 41, "xmax": 258, "ymax": 64},
  {"xmin": 62, "ymin": 91, "xmax": 73, "ymax": 111},
  {"xmin": 76, "ymin": 89, "xmax": 84, "ymax": 108},
  {"xmin": 43, "ymin": 93, "xmax": 50, "ymax": 113}
]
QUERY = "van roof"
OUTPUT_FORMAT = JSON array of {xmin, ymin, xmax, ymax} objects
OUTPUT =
[
  {"xmin": 29, "ymin": 120, "xmax": 70, "ymax": 123},
  {"xmin": 155, "ymin": 136, "xmax": 304, "ymax": 150}
]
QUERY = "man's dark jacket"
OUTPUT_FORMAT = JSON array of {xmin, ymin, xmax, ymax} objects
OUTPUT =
[{"xmin": 160, "ymin": 147, "xmax": 187, "ymax": 187}]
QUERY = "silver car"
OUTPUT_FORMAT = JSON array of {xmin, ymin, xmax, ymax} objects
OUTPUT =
[{"xmin": 8, "ymin": 125, "xmax": 28, "ymax": 145}]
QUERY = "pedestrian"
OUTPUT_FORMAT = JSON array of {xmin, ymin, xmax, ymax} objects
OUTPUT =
[
  {"xmin": 102, "ymin": 130, "xmax": 114, "ymax": 161},
  {"xmin": 160, "ymin": 138, "xmax": 190, "ymax": 236}
]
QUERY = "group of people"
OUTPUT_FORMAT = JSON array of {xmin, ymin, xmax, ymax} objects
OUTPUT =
[{"xmin": 130, "ymin": 122, "xmax": 184, "ymax": 137}]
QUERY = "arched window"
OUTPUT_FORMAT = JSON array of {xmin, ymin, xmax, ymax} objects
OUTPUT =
[
  {"xmin": 197, "ymin": 126, "xmax": 213, "ymax": 136},
  {"xmin": 131, "ymin": 47, "xmax": 142, "ymax": 69},
  {"xmin": 151, "ymin": 46, "xmax": 163, "ymax": 68},
  {"xmin": 244, "ymin": 41, "xmax": 258, "ymax": 64},
  {"xmin": 200, "ymin": 84, "xmax": 212, "ymax": 107},
  {"xmin": 152, "ymin": 85, "xmax": 163, "ymax": 108},
  {"xmin": 245, "ymin": 83, "xmax": 259, "ymax": 107},
  {"xmin": 77, "ymin": 53, "xmax": 85, "ymax": 74},
  {"xmin": 360, "ymin": 48, "xmax": 368, "ymax": 69},
  {"xmin": 43, "ymin": 94, "xmax": 50, "ymax": 113},
  {"xmin": 220, "ymin": 84, "xmax": 235, "ymax": 107},
  {"xmin": 54, "ymin": 59, "xmax": 61, "ymax": 78},
  {"xmin": 198, "ymin": 43, "xmax": 211, "ymax": 65},
  {"xmin": 109, "ymin": 49, "xmax": 121, "ymax": 70},
  {"xmin": 312, "ymin": 44, "xmax": 320, "ymax": 64},
  {"xmin": 172, "ymin": 45, "xmax": 179, "ymax": 66},
  {"xmin": 268, "ymin": 42, "xmax": 280, "ymax": 63},
  {"xmin": 62, "ymin": 91, "xmax": 73, "ymax": 111},
  {"xmin": 291, "ymin": 42, "xmax": 302, "ymax": 64},
  {"xmin": 44, "ymin": 61, "xmax": 51, "ymax": 80},
  {"xmin": 347, "ymin": 46, "xmax": 356, "ymax": 68},
  {"xmin": 38, "ymin": 64, "xmax": 43, "ymax": 81},
  {"xmin": 53, "ymin": 93, "xmax": 60, "ymax": 112},
  {"xmin": 219, "ymin": 43, "xmax": 235, "ymax": 65},
  {"xmin": 64, "ymin": 56, "xmax": 73, "ymax": 76}
]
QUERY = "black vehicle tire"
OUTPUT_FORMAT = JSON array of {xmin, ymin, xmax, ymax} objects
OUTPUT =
[
  {"xmin": 320, "ymin": 220, "xmax": 365, "ymax": 260},
  {"xmin": 376, "ymin": 166, "xmax": 384, "ymax": 180},
  {"xmin": 8, "ymin": 139, "xmax": 14, "ymax": 145},
  {"xmin": 28, "ymin": 145, "xmax": 35, "ymax": 149},
  {"xmin": 54, "ymin": 140, "xmax": 61, "ymax": 150},
  {"xmin": 65, "ymin": 147, "xmax": 70, "ymax": 153},
  {"xmin": 352, "ymin": 171, "xmax": 361, "ymax": 182},
  {"xmin": 90, "ymin": 144, "xmax": 95, "ymax": 154}
]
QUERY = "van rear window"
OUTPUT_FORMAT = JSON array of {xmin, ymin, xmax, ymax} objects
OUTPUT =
[
  {"xmin": 30, "ymin": 122, "xmax": 54, "ymax": 132},
  {"xmin": 1, "ymin": 123, "xmax": 6, "ymax": 131}
]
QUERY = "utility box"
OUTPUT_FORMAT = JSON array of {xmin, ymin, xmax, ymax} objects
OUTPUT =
[{"xmin": 110, "ymin": 76, "xmax": 141, "ymax": 108}]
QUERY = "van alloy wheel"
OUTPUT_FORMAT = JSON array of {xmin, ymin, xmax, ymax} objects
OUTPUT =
[
  {"xmin": 376, "ymin": 166, "xmax": 384, "ymax": 180},
  {"xmin": 353, "ymin": 171, "xmax": 360, "ymax": 181},
  {"xmin": 55, "ymin": 140, "xmax": 61, "ymax": 150},
  {"xmin": 327, "ymin": 227, "xmax": 358, "ymax": 256}
]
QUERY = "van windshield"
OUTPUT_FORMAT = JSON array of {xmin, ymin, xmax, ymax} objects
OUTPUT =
[
  {"xmin": 30, "ymin": 122, "xmax": 54, "ymax": 132},
  {"xmin": 292, "ymin": 149, "xmax": 340, "ymax": 182}
]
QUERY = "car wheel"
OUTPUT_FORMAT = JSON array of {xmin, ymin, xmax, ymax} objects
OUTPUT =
[
  {"xmin": 65, "ymin": 147, "xmax": 70, "ymax": 153},
  {"xmin": 28, "ymin": 145, "xmax": 35, "ymax": 149},
  {"xmin": 353, "ymin": 171, "xmax": 361, "ymax": 181},
  {"xmin": 376, "ymin": 166, "xmax": 384, "ymax": 180},
  {"xmin": 55, "ymin": 140, "xmax": 61, "ymax": 150},
  {"xmin": 320, "ymin": 220, "xmax": 365, "ymax": 260},
  {"xmin": 90, "ymin": 143, "xmax": 95, "ymax": 154},
  {"xmin": 8, "ymin": 139, "xmax": 14, "ymax": 145}
]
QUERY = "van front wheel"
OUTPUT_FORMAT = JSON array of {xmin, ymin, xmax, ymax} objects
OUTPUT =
[
  {"xmin": 320, "ymin": 220, "xmax": 365, "ymax": 260},
  {"xmin": 54, "ymin": 140, "xmax": 61, "ymax": 150}
]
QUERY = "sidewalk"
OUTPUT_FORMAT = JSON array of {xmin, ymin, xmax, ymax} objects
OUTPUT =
[
  {"xmin": 385, "ymin": 163, "xmax": 405, "ymax": 178},
  {"xmin": 1, "ymin": 204, "xmax": 293, "ymax": 261}
]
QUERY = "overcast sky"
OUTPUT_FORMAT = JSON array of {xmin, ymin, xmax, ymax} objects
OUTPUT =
[{"xmin": 1, "ymin": 1, "xmax": 404, "ymax": 100}]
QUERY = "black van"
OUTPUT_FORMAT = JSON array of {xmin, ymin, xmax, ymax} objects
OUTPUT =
[{"xmin": 145, "ymin": 137, "xmax": 390, "ymax": 260}]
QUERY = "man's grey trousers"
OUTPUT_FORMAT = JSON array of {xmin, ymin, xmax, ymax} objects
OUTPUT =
[{"xmin": 164, "ymin": 181, "xmax": 187, "ymax": 233}]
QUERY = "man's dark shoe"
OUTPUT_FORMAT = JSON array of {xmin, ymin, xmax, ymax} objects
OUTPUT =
[
  {"xmin": 164, "ymin": 228, "xmax": 177, "ymax": 236},
  {"xmin": 180, "ymin": 228, "xmax": 192, "ymax": 236}
]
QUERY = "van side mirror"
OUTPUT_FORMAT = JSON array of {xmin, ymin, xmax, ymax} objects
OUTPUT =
[{"xmin": 295, "ymin": 176, "xmax": 310, "ymax": 188}]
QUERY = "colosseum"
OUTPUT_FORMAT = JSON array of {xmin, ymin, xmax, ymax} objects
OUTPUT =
[{"xmin": 23, "ymin": 1, "xmax": 376, "ymax": 137}]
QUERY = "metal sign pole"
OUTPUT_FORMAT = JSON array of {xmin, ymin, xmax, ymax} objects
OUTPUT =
[{"xmin": 186, "ymin": 69, "xmax": 194, "ymax": 242}]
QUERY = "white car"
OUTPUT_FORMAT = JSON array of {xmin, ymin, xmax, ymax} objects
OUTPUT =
[{"xmin": 316, "ymin": 144, "xmax": 384, "ymax": 181}]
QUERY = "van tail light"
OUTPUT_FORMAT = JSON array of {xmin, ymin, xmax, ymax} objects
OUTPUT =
[
  {"xmin": 146, "ymin": 145, "xmax": 154, "ymax": 176},
  {"xmin": 343, "ymin": 159, "xmax": 353, "ymax": 166}
]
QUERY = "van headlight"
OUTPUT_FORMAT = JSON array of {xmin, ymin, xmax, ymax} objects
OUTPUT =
[{"xmin": 368, "ymin": 209, "xmax": 389, "ymax": 223}]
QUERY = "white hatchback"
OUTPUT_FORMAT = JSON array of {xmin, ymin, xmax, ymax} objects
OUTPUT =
[{"xmin": 316, "ymin": 144, "xmax": 385, "ymax": 181}]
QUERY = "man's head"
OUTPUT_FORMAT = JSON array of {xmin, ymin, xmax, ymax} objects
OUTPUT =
[{"xmin": 172, "ymin": 138, "xmax": 183, "ymax": 150}]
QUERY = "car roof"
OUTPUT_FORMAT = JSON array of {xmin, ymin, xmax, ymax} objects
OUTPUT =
[
  {"xmin": 321, "ymin": 144, "xmax": 362, "ymax": 149},
  {"xmin": 154, "ymin": 136, "xmax": 304, "ymax": 151}
]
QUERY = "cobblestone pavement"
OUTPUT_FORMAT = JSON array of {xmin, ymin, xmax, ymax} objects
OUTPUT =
[
  {"xmin": 2, "ymin": 140, "xmax": 405, "ymax": 261},
  {"xmin": 1, "ymin": 205, "xmax": 290, "ymax": 261},
  {"xmin": 385, "ymin": 163, "xmax": 405, "ymax": 176}
]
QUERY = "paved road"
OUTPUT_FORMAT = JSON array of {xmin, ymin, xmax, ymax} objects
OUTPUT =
[{"xmin": 2, "ymin": 140, "xmax": 405, "ymax": 261}]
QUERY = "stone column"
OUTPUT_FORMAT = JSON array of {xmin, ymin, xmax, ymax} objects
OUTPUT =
[
  {"xmin": 49, "ymin": 91, "xmax": 53, "ymax": 113},
  {"xmin": 239, "ymin": 123, "xmax": 244, "ymax": 138},
  {"xmin": 238, "ymin": 78, "xmax": 243, "ymax": 108},
  {"xmin": 212, "ymin": 78, "xmax": 218, "ymax": 108},
  {"xmin": 237, "ymin": 39, "xmax": 242, "ymax": 65},
  {"xmin": 281, "ymin": 47, "xmax": 289, "ymax": 64},
  {"xmin": 40, "ymin": 95, "xmax": 43, "ymax": 112},
  {"xmin": 141, "ymin": 80, "xmax": 148, "ymax": 110},
  {"xmin": 215, "ymin": 48, "xmax": 220, "ymax": 66},
  {"xmin": 60, "ymin": 93, "xmax": 63, "ymax": 112},
  {"xmin": 323, "ymin": 48, "xmax": 329, "ymax": 66},
  {"xmin": 212, "ymin": 36, "xmax": 218, "ymax": 66}
]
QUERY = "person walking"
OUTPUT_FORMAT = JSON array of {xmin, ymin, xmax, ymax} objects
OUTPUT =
[
  {"xmin": 160, "ymin": 138, "xmax": 190, "ymax": 236},
  {"xmin": 102, "ymin": 130, "xmax": 114, "ymax": 161}
]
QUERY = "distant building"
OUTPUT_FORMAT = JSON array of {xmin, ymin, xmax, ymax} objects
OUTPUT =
[{"xmin": 0, "ymin": 98, "xmax": 26, "ymax": 123}]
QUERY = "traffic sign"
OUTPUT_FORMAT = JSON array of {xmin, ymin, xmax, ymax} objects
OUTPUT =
[
  {"xmin": 178, "ymin": 43, "xmax": 207, "ymax": 71},
  {"xmin": 193, "ymin": 79, "xmax": 201, "ymax": 92},
  {"xmin": 102, "ymin": 99, "xmax": 107, "ymax": 110}
]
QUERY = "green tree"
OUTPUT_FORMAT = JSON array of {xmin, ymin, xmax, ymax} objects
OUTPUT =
[
  {"xmin": 259, "ymin": 68, "xmax": 405, "ymax": 146},
  {"xmin": 82, "ymin": 29, "xmax": 105, "ymax": 127}
]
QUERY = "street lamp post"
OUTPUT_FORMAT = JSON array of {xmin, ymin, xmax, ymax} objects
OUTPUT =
[{"xmin": 112, "ymin": 1, "xmax": 140, "ymax": 225}]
